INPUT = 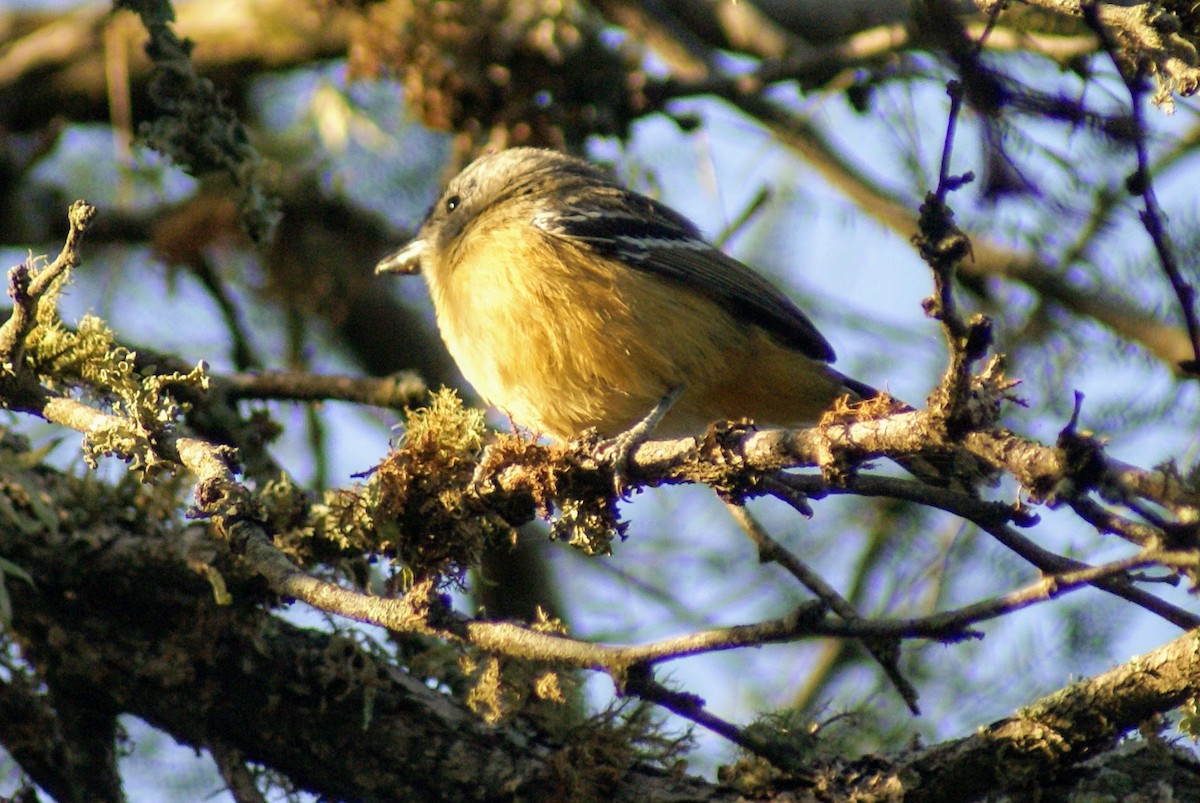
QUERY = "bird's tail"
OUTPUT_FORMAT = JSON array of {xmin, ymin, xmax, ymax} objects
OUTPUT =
[{"xmin": 836, "ymin": 378, "xmax": 994, "ymax": 492}]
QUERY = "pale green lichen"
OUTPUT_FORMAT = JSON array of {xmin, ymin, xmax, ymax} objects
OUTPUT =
[
  {"xmin": 551, "ymin": 496, "xmax": 621, "ymax": 555},
  {"xmin": 372, "ymin": 389, "xmax": 502, "ymax": 580},
  {"xmin": 1179, "ymin": 697, "xmax": 1200, "ymax": 741},
  {"xmin": 22, "ymin": 271, "xmax": 208, "ymax": 476}
]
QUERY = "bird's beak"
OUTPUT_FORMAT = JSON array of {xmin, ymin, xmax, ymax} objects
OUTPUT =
[{"xmin": 375, "ymin": 238, "xmax": 426, "ymax": 275}]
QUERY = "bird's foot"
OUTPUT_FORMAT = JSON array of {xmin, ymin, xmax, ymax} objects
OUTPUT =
[{"xmin": 596, "ymin": 384, "xmax": 684, "ymax": 497}]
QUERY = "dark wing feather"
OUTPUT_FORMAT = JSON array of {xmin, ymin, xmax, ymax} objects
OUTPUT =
[{"xmin": 536, "ymin": 186, "xmax": 836, "ymax": 362}]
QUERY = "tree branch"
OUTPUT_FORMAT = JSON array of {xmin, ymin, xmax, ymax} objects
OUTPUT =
[
  {"xmin": 896, "ymin": 624, "xmax": 1200, "ymax": 800},
  {"xmin": 1081, "ymin": 0, "xmax": 1200, "ymax": 375}
]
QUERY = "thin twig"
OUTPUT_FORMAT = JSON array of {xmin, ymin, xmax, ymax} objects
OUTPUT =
[
  {"xmin": 889, "ymin": 550, "xmax": 1169, "ymax": 636},
  {"xmin": 725, "ymin": 502, "xmax": 921, "ymax": 714},
  {"xmin": 187, "ymin": 255, "xmax": 261, "ymax": 371},
  {"xmin": 221, "ymin": 370, "xmax": 428, "ymax": 409},
  {"xmin": 1070, "ymin": 496, "xmax": 1172, "ymax": 549},
  {"xmin": 713, "ymin": 185, "xmax": 771, "ymax": 249},
  {"xmin": 1081, "ymin": 0, "xmax": 1200, "ymax": 374},
  {"xmin": 622, "ymin": 667, "xmax": 806, "ymax": 771},
  {"xmin": 979, "ymin": 513, "xmax": 1200, "ymax": 629},
  {"xmin": 935, "ymin": 81, "xmax": 967, "ymax": 204},
  {"xmin": 210, "ymin": 741, "xmax": 267, "ymax": 803},
  {"xmin": 0, "ymin": 200, "xmax": 95, "ymax": 367},
  {"xmin": 764, "ymin": 471, "xmax": 1198, "ymax": 629}
]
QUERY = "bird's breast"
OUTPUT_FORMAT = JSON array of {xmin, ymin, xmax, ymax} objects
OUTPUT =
[{"xmin": 423, "ymin": 228, "xmax": 845, "ymax": 440}]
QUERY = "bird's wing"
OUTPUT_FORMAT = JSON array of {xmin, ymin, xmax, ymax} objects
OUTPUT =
[{"xmin": 535, "ymin": 186, "xmax": 836, "ymax": 363}]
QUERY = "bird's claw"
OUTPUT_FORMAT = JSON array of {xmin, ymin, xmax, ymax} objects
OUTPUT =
[{"xmin": 596, "ymin": 385, "xmax": 684, "ymax": 497}]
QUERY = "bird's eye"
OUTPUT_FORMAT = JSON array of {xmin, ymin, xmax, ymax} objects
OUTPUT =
[{"xmin": 445, "ymin": 195, "xmax": 461, "ymax": 213}]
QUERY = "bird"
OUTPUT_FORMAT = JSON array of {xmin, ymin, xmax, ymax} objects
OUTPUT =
[{"xmin": 375, "ymin": 147, "xmax": 883, "ymax": 446}]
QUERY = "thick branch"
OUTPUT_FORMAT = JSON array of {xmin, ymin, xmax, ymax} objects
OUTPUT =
[{"xmin": 898, "ymin": 624, "xmax": 1200, "ymax": 800}]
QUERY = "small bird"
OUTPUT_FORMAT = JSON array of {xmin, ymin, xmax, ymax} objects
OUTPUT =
[{"xmin": 376, "ymin": 147, "xmax": 879, "ymax": 443}]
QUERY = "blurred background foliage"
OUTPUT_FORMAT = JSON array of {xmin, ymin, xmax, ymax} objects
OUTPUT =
[{"xmin": 2, "ymin": 0, "xmax": 1200, "ymax": 799}]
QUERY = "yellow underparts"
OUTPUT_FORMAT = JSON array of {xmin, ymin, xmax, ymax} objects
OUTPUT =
[{"xmin": 424, "ymin": 219, "xmax": 848, "ymax": 441}]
